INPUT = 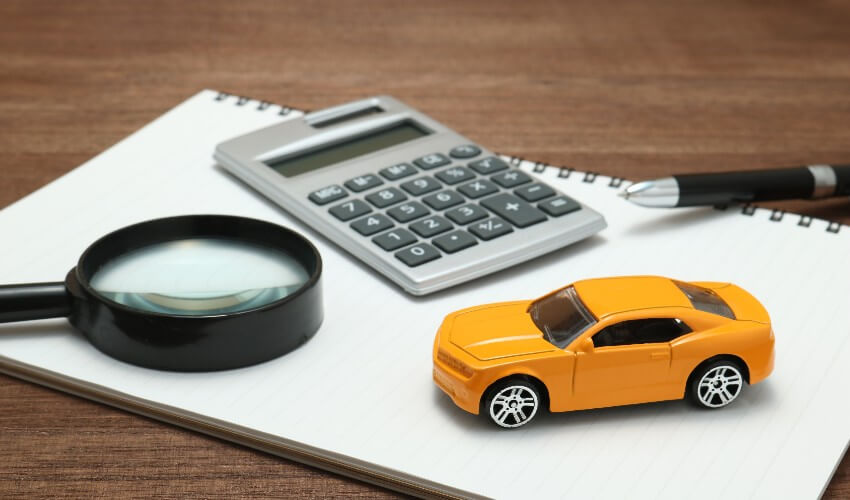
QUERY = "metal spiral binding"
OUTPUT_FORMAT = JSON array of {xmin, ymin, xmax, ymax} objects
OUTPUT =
[{"xmin": 213, "ymin": 92, "xmax": 293, "ymax": 115}]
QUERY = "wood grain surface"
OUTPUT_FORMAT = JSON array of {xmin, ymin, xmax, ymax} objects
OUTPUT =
[{"xmin": 1, "ymin": 1, "xmax": 848, "ymax": 497}]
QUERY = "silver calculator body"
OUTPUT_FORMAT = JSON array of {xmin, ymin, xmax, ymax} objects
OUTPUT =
[{"xmin": 214, "ymin": 96, "xmax": 606, "ymax": 295}]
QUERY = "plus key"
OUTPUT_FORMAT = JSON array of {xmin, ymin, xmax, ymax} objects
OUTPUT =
[{"xmin": 480, "ymin": 193, "xmax": 547, "ymax": 228}]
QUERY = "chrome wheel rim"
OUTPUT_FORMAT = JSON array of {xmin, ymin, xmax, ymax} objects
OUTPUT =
[
  {"xmin": 697, "ymin": 365, "xmax": 743, "ymax": 408},
  {"xmin": 489, "ymin": 385, "xmax": 538, "ymax": 428}
]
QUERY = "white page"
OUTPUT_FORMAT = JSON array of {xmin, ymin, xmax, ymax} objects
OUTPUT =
[{"xmin": 0, "ymin": 90, "xmax": 848, "ymax": 499}]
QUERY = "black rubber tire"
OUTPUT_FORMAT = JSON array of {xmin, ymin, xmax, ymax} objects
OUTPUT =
[
  {"xmin": 483, "ymin": 378, "xmax": 542, "ymax": 429},
  {"xmin": 687, "ymin": 359, "xmax": 746, "ymax": 409}
]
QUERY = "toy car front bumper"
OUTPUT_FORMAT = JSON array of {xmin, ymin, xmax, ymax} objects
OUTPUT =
[{"xmin": 433, "ymin": 364, "xmax": 480, "ymax": 415}]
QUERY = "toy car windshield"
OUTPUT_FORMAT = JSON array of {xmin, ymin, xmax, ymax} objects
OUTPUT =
[
  {"xmin": 529, "ymin": 285, "xmax": 597, "ymax": 349},
  {"xmin": 674, "ymin": 281, "xmax": 736, "ymax": 319}
]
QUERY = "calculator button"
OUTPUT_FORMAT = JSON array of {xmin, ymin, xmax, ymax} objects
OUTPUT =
[
  {"xmin": 433, "ymin": 230, "xmax": 478, "ymax": 254},
  {"xmin": 372, "ymin": 228, "xmax": 417, "ymax": 251},
  {"xmin": 514, "ymin": 183, "xmax": 556, "ymax": 202},
  {"xmin": 365, "ymin": 187, "xmax": 407, "ymax": 208},
  {"xmin": 329, "ymin": 199, "xmax": 372, "ymax": 221},
  {"xmin": 395, "ymin": 243, "xmax": 441, "ymax": 267},
  {"xmin": 344, "ymin": 174, "xmax": 383, "ymax": 192},
  {"xmin": 308, "ymin": 185, "xmax": 347, "ymax": 205},
  {"xmin": 400, "ymin": 176, "xmax": 441, "ymax": 196},
  {"xmin": 413, "ymin": 153, "xmax": 451, "ymax": 170},
  {"xmin": 422, "ymin": 190, "xmax": 464, "ymax": 210},
  {"xmin": 469, "ymin": 156, "xmax": 509, "ymax": 175},
  {"xmin": 468, "ymin": 217, "xmax": 513, "ymax": 240},
  {"xmin": 435, "ymin": 166, "xmax": 476, "ymax": 185},
  {"xmin": 445, "ymin": 203, "xmax": 488, "ymax": 225},
  {"xmin": 457, "ymin": 179, "xmax": 499, "ymax": 199},
  {"xmin": 491, "ymin": 170, "xmax": 532, "ymax": 188},
  {"xmin": 387, "ymin": 201, "xmax": 430, "ymax": 223},
  {"xmin": 410, "ymin": 215, "xmax": 453, "ymax": 238},
  {"xmin": 379, "ymin": 163, "xmax": 417, "ymax": 180},
  {"xmin": 538, "ymin": 195, "xmax": 581, "ymax": 217},
  {"xmin": 449, "ymin": 145, "xmax": 482, "ymax": 159},
  {"xmin": 351, "ymin": 214, "xmax": 394, "ymax": 236},
  {"xmin": 481, "ymin": 193, "xmax": 547, "ymax": 228}
]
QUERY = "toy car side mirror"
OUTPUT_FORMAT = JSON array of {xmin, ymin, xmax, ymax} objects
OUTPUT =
[{"xmin": 576, "ymin": 337, "xmax": 594, "ymax": 354}]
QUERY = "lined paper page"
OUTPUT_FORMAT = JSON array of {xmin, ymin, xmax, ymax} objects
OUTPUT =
[{"xmin": 0, "ymin": 90, "xmax": 848, "ymax": 499}]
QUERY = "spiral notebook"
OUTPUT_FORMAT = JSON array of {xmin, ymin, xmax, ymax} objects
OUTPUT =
[{"xmin": 1, "ymin": 90, "xmax": 849, "ymax": 499}]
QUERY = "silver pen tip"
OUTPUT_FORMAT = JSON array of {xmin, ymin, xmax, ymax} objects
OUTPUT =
[{"xmin": 617, "ymin": 190, "xmax": 629, "ymax": 199}]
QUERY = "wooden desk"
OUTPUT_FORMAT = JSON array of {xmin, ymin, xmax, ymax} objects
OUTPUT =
[{"xmin": 1, "ymin": 1, "xmax": 848, "ymax": 497}]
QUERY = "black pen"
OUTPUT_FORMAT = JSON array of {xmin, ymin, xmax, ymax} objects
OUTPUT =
[{"xmin": 620, "ymin": 164, "xmax": 850, "ymax": 208}]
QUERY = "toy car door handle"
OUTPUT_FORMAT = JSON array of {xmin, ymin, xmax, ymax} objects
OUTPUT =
[{"xmin": 650, "ymin": 351, "xmax": 670, "ymax": 360}]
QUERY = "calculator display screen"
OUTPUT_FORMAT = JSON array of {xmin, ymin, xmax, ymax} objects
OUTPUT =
[{"xmin": 266, "ymin": 121, "xmax": 431, "ymax": 177}]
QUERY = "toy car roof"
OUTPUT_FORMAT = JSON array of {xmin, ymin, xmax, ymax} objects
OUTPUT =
[{"xmin": 572, "ymin": 276, "xmax": 691, "ymax": 319}]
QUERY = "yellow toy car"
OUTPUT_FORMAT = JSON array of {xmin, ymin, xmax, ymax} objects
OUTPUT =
[{"xmin": 433, "ymin": 276, "xmax": 775, "ymax": 428}]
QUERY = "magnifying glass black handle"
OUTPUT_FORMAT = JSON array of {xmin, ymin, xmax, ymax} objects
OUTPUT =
[{"xmin": 0, "ymin": 282, "xmax": 70, "ymax": 323}]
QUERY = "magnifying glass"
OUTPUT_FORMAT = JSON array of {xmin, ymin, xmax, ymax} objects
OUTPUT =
[{"xmin": 0, "ymin": 215, "xmax": 323, "ymax": 371}]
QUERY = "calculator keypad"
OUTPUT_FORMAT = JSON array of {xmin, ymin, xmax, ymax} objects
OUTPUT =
[{"xmin": 313, "ymin": 146, "xmax": 583, "ymax": 268}]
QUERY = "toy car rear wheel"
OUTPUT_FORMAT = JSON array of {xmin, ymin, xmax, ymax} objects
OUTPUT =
[
  {"xmin": 484, "ymin": 379, "xmax": 541, "ymax": 429},
  {"xmin": 689, "ymin": 360, "xmax": 745, "ymax": 409}
]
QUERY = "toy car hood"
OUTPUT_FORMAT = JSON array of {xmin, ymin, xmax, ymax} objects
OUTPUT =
[{"xmin": 446, "ymin": 301, "xmax": 556, "ymax": 361}]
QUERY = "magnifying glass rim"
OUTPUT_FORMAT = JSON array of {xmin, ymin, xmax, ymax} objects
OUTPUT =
[{"xmin": 75, "ymin": 215, "xmax": 322, "ymax": 319}]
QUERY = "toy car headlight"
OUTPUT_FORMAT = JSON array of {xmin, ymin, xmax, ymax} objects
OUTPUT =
[{"xmin": 437, "ymin": 349, "xmax": 474, "ymax": 378}]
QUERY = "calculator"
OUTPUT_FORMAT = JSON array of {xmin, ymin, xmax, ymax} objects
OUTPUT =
[{"xmin": 214, "ymin": 96, "xmax": 606, "ymax": 295}]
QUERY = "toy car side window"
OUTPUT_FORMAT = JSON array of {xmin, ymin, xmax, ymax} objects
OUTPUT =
[{"xmin": 592, "ymin": 318, "xmax": 691, "ymax": 348}]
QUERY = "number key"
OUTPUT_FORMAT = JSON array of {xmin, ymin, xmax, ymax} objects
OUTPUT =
[
  {"xmin": 365, "ymin": 187, "xmax": 407, "ymax": 208},
  {"xmin": 329, "ymin": 199, "xmax": 371, "ymax": 221},
  {"xmin": 445, "ymin": 203, "xmax": 488, "ymax": 225},
  {"xmin": 410, "ymin": 215, "xmax": 452, "ymax": 238},
  {"xmin": 387, "ymin": 201, "xmax": 430, "ymax": 222},
  {"xmin": 400, "ymin": 176, "xmax": 441, "ymax": 196},
  {"xmin": 395, "ymin": 243, "xmax": 441, "ymax": 267},
  {"xmin": 351, "ymin": 214, "xmax": 394, "ymax": 236},
  {"xmin": 422, "ymin": 190, "xmax": 464, "ymax": 210},
  {"xmin": 372, "ymin": 228, "xmax": 417, "ymax": 251}
]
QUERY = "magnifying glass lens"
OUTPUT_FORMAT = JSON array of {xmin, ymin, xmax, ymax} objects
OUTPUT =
[{"xmin": 89, "ymin": 238, "xmax": 310, "ymax": 316}]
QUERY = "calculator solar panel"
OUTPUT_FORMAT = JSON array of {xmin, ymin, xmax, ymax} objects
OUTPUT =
[{"xmin": 214, "ymin": 96, "xmax": 606, "ymax": 295}]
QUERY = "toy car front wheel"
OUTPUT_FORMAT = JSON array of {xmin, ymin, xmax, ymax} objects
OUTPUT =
[
  {"xmin": 689, "ymin": 360, "xmax": 745, "ymax": 409},
  {"xmin": 484, "ymin": 379, "xmax": 541, "ymax": 429}
]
